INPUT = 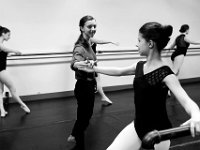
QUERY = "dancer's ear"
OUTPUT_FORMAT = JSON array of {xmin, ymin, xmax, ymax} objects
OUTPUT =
[{"xmin": 148, "ymin": 40, "xmax": 154, "ymax": 48}]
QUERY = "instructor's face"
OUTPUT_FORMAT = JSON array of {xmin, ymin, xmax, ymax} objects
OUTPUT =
[{"xmin": 81, "ymin": 19, "xmax": 97, "ymax": 38}]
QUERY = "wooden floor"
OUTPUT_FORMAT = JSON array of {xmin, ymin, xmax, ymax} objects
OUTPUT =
[{"xmin": 1, "ymin": 82, "xmax": 200, "ymax": 150}]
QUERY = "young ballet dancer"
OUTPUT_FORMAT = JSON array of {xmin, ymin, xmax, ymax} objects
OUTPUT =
[
  {"xmin": 76, "ymin": 22, "xmax": 200, "ymax": 150},
  {"xmin": 0, "ymin": 26, "xmax": 30, "ymax": 118},
  {"xmin": 169, "ymin": 24, "xmax": 200, "ymax": 75}
]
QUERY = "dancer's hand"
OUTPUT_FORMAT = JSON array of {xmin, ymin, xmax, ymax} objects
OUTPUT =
[
  {"xmin": 74, "ymin": 60, "xmax": 95, "ymax": 73},
  {"xmin": 181, "ymin": 114, "xmax": 200, "ymax": 137},
  {"xmin": 74, "ymin": 61, "xmax": 88, "ymax": 69},
  {"xmin": 15, "ymin": 50, "xmax": 22, "ymax": 55}
]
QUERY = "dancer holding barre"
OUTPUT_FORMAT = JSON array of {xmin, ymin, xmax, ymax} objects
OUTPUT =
[
  {"xmin": 0, "ymin": 26, "xmax": 30, "ymax": 117},
  {"xmin": 76, "ymin": 22, "xmax": 200, "ymax": 150},
  {"xmin": 169, "ymin": 24, "xmax": 200, "ymax": 75}
]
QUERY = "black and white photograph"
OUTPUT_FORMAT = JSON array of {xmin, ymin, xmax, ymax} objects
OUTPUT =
[{"xmin": 1, "ymin": 0, "xmax": 200, "ymax": 150}]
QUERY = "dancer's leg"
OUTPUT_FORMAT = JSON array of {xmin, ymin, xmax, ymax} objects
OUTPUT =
[
  {"xmin": 0, "ymin": 81, "xmax": 7, "ymax": 117},
  {"xmin": 107, "ymin": 122, "xmax": 141, "ymax": 150},
  {"xmin": 172, "ymin": 55, "xmax": 184, "ymax": 75},
  {"xmin": 96, "ymin": 74, "xmax": 112, "ymax": 104},
  {"xmin": 0, "ymin": 70, "xmax": 30, "ymax": 113},
  {"xmin": 155, "ymin": 140, "xmax": 170, "ymax": 150}
]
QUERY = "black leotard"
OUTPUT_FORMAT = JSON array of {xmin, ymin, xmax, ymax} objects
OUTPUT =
[
  {"xmin": 0, "ymin": 50, "xmax": 8, "ymax": 72},
  {"xmin": 133, "ymin": 61, "xmax": 174, "ymax": 140},
  {"xmin": 171, "ymin": 34, "xmax": 190, "ymax": 61}
]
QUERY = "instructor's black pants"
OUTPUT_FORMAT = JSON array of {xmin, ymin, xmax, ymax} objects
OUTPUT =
[{"xmin": 71, "ymin": 79, "xmax": 96, "ymax": 149}]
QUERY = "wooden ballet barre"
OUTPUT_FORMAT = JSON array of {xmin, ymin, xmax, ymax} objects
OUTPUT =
[
  {"xmin": 141, "ymin": 125, "xmax": 190, "ymax": 150},
  {"xmin": 9, "ymin": 52, "xmax": 72, "ymax": 57},
  {"xmin": 97, "ymin": 47, "xmax": 200, "ymax": 54},
  {"xmin": 97, "ymin": 50, "xmax": 137, "ymax": 53}
]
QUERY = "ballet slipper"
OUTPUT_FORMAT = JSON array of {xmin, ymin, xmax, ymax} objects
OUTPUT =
[
  {"xmin": 101, "ymin": 98, "xmax": 113, "ymax": 106},
  {"xmin": 101, "ymin": 97, "xmax": 113, "ymax": 104},
  {"xmin": 67, "ymin": 135, "xmax": 76, "ymax": 143},
  {"xmin": 1, "ymin": 111, "xmax": 8, "ymax": 118},
  {"xmin": 20, "ymin": 105, "xmax": 30, "ymax": 113}
]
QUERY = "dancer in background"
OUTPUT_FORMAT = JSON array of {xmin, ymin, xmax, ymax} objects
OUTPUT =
[
  {"xmin": 90, "ymin": 37, "xmax": 119, "ymax": 105},
  {"xmin": 170, "ymin": 24, "xmax": 200, "ymax": 75},
  {"xmin": 77, "ymin": 22, "xmax": 200, "ymax": 150},
  {"xmin": 0, "ymin": 26, "xmax": 30, "ymax": 117}
]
